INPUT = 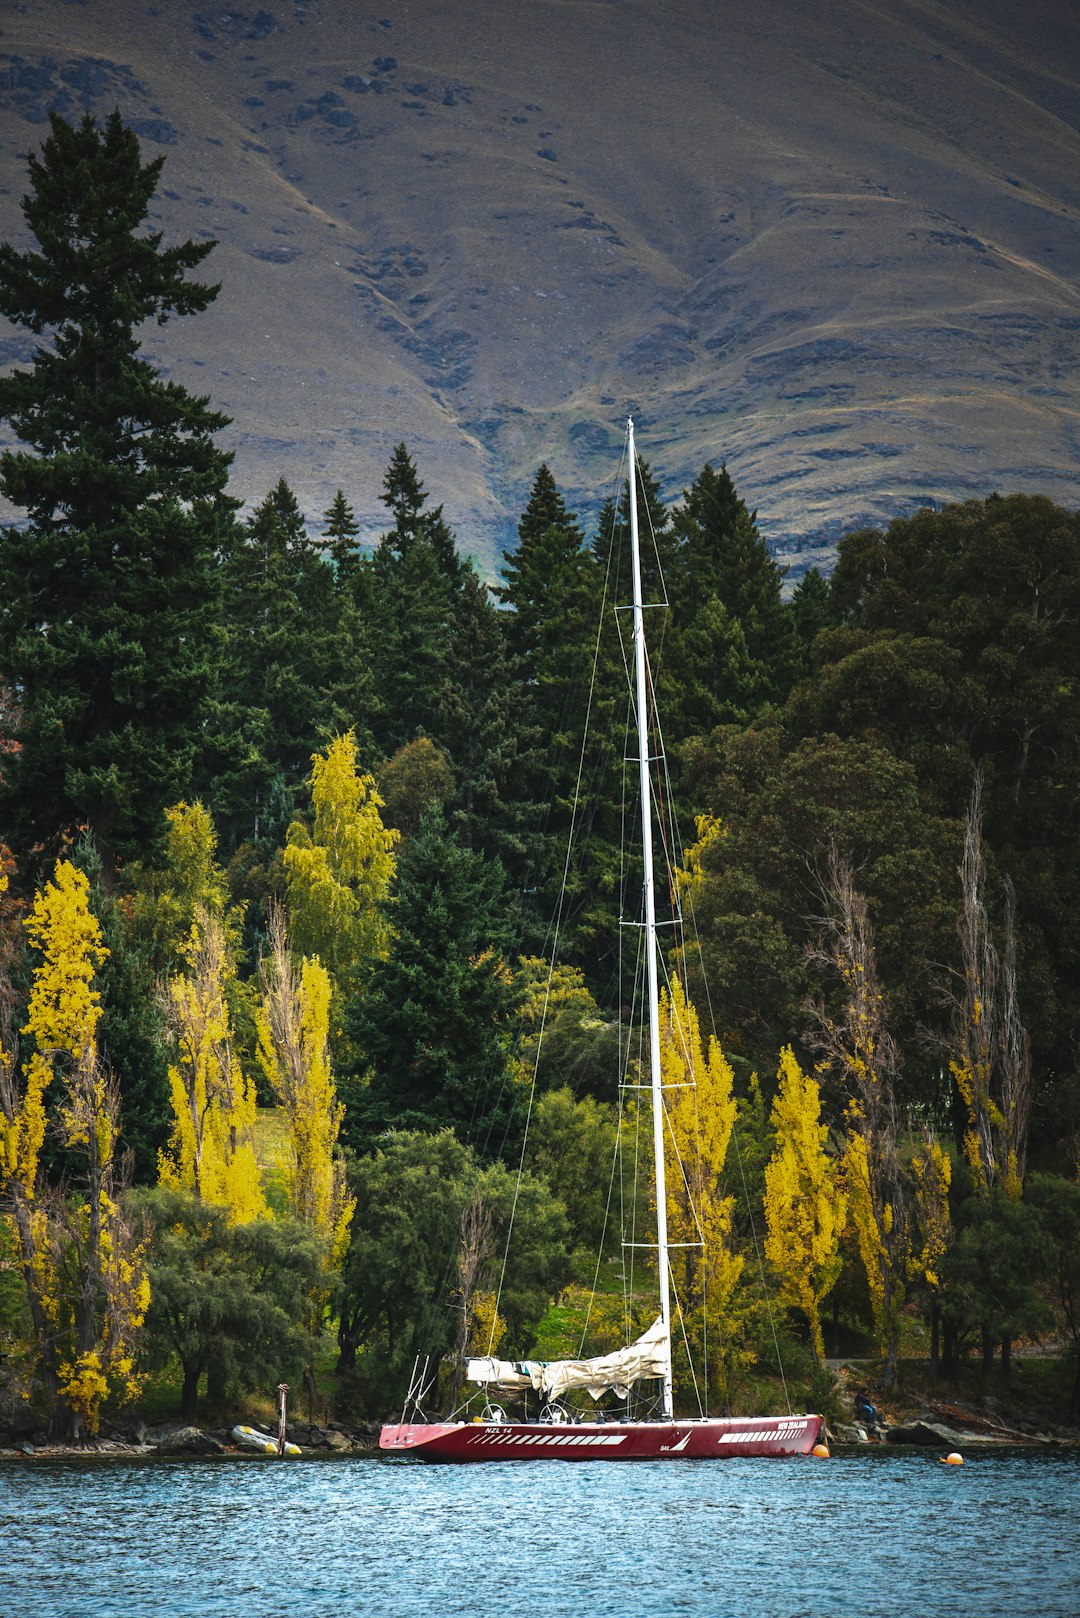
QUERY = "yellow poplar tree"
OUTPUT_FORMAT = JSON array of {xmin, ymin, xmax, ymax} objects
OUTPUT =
[
  {"xmin": 660, "ymin": 974, "xmax": 746, "ymax": 1402},
  {"xmin": 256, "ymin": 906, "xmax": 354, "ymax": 1279},
  {"xmin": 951, "ymin": 777, "xmax": 1030, "ymax": 1201},
  {"xmin": 159, "ymin": 904, "xmax": 267, "ymax": 1224},
  {"xmin": 763, "ymin": 1046, "xmax": 846, "ymax": 1360},
  {"xmin": 908, "ymin": 1130, "xmax": 953, "ymax": 1372},
  {"xmin": 810, "ymin": 851, "xmax": 909, "ymax": 1385},
  {"xmin": 2, "ymin": 861, "xmax": 149, "ymax": 1440},
  {"xmin": 283, "ymin": 730, "xmax": 398, "ymax": 982},
  {"xmin": 129, "ymin": 800, "xmax": 237, "ymax": 968}
]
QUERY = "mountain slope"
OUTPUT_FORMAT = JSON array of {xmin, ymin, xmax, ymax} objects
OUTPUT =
[{"xmin": 1, "ymin": 0, "xmax": 1078, "ymax": 574}]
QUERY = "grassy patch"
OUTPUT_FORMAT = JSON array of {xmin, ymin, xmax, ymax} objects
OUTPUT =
[{"xmin": 252, "ymin": 1106, "xmax": 291, "ymax": 1215}]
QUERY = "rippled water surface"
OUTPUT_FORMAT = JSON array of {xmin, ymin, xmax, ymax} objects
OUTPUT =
[{"xmin": 2, "ymin": 1448, "xmax": 1079, "ymax": 1618}]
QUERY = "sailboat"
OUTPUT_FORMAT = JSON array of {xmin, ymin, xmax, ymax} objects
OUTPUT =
[{"xmin": 380, "ymin": 420, "xmax": 823, "ymax": 1462}]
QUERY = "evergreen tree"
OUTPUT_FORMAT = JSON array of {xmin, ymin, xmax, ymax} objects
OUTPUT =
[
  {"xmin": 371, "ymin": 533, "xmax": 455, "ymax": 751},
  {"xmin": 369, "ymin": 446, "xmax": 463, "ymax": 751},
  {"xmin": 790, "ymin": 566, "xmax": 835, "ymax": 669},
  {"xmin": 807, "ymin": 494, "xmax": 1080, "ymax": 1157},
  {"xmin": 0, "ymin": 111, "xmax": 233, "ymax": 871},
  {"xmin": 666, "ymin": 462, "xmax": 801, "ymax": 732},
  {"xmin": 343, "ymin": 806, "xmax": 520, "ymax": 1160},
  {"xmin": 216, "ymin": 478, "xmax": 363, "ymax": 849},
  {"xmin": 496, "ymin": 464, "xmax": 588, "ymax": 666},
  {"xmin": 436, "ymin": 565, "xmax": 530, "ymax": 865},
  {"xmin": 497, "ymin": 466, "xmax": 623, "ymax": 970},
  {"xmin": 78, "ymin": 836, "xmax": 170, "ymax": 1185},
  {"xmin": 380, "ymin": 442, "xmax": 427, "ymax": 550},
  {"xmin": 319, "ymin": 488, "xmax": 361, "ymax": 579}
]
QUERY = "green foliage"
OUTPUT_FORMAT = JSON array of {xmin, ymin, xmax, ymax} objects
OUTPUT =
[
  {"xmin": 343, "ymin": 806, "xmax": 521, "ymax": 1159},
  {"xmin": 215, "ymin": 477, "xmax": 367, "ymax": 850},
  {"xmin": 528, "ymin": 1088, "xmax": 618, "ymax": 1269},
  {"xmin": 337, "ymin": 1130, "xmax": 570, "ymax": 1412},
  {"xmin": 0, "ymin": 111, "xmax": 233, "ymax": 867},
  {"xmin": 1027, "ymin": 1174, "xmax": 1080, "ymax": 1418},
  {"xmin": 790, "ymin": 566, "xmax": 836, "ymax": 669},
  {"xmin": 496, "ymin": 466, "xmax": 619, "ymax": 963},
  {"xmin": 511, "ymin": 956, "xmax": 622, "ymax": 1101},
  {"xmin": 814, "ymin": 495, "xmax": 1080, "ymax": 1145},
  {"xmin": 319, "ymin": 489, "xmax": 362, "ymax": 579},
  {"xmin": 666, "ymin": 461, "xmax": 802, "ymax": 731},
  {"xmin": 940, "ymin": 1185, "xmax": 1051, "ymax": 1360},
  {"xmin": 436, "ymin": 565, "xmax": 531, "ymax": 864},
  {"xmin": 2, "ymin": 116, "xmax": 1078, "ymax": 1416},
  {"xmin": 677, "ymin": 721, "xmax": 961, "ymax": 1102},
  {"xmin": 369, "ymin": 445, "xmax": 464, "ymax": 753},
  {"xmin": 377, "ymin": 737, "xmax": 456, "ymax": 837},
  {"xmin": 76, "ymin": 835, "xmax": 170, "ymax": 1184},
  {"xmin": 134, "ymin": 1185, "xmax": 322, "ymax": 1418}
]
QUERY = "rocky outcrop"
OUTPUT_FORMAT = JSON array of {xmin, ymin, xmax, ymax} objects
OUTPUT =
[{"xmin": 153, "ymin": 1426, "xmax": 227, "ymax": 1456}]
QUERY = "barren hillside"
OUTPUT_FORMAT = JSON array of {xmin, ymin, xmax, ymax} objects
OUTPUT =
[{"xmin": 1, "ymin": 0, "xmax": 1078, "ymax": 574}]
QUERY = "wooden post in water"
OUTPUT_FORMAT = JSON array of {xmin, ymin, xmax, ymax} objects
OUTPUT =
[{"xmin": 277, "ymin": 1383, "xmax": 289, "ymax": 1457}]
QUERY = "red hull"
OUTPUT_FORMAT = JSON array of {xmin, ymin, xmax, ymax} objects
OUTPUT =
[{"xmin": 380, "ymin": 1413, "xmax": 822, "ymax": 1461}]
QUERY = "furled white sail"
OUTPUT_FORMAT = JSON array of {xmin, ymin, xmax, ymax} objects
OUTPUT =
[{"xmin": 467, "ymin": 1317, "xmax": 670, "ymax": 1402}]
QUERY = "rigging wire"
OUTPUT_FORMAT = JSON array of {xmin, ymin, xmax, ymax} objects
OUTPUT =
[{"xmin": 488, "ymin": 435, "xmax": 630, "ymax": 1352}]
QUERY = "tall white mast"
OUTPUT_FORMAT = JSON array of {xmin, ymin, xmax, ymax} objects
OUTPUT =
[{"xmin": 627, "ymin": 416, "xmax": 674, "ymax": 1421}]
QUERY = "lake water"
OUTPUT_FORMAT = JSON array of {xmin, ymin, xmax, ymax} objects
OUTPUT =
[{"xmin": 2, "ymin": 1448, "xmax": 1078, "ymax": 1618}]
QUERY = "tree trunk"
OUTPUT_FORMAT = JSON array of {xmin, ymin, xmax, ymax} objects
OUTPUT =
[
  {"xmin": 981, "ymin": 1322, "xmax": 994, "ymax": 1379},
  {"xmin": 206, "ymin": 1358, "xmax": 228, "ymax": 1408},
  {"xmin": 882, "ymin": 1335, "xmax": 899, "ymax": 1391},
  {"xmin": 48, "ymin": 1397, "xmax": 86, "ymax": 1446},
  {"xmin": 942, "ymin": 1317, "xmax": 959, "ymax": 1378},
  {"xmin": 930, "ymin": 1298, "xmax": 940, "ymax": 1381},
  {"xmin": 180, "ymin": 1361, "xmax": 202, "ymax": 1420},
  {"xmin": 1001, "ymin": 1333, "xmax": 1012, "ymax": 1380},
  {"xmin": 336, "ymin": 1308, "xmax": 361, "ymax": 1373}
]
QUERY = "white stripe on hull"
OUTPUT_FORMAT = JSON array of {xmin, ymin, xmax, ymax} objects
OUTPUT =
[{"xmin": 380, "ymin": 1414, "xmax": 822, "ymax": 1461}]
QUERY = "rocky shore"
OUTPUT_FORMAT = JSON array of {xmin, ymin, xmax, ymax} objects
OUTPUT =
[
  {"xmin": 824, "ymin": 1361, "xmax": 1079, "ymax": 1450},
  {"xmin": 0, "ymin": 1415, "xmax": 382, "ymax": 1459},
  {"xmin": 2, "ymin": 1362, "xmax": 1076, "ymax": 1458}
]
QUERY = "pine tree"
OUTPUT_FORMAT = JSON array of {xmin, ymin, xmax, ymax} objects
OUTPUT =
[
  {"xmin": 790, "ymin": 567, "xmax": 834, "ymax": 669},
  {"xmin": 496, "ymin": 465, "xmax": 587, "ymax": 665},
  {"xmin": 436, "ymin": 565, "xmax": 531, "ymax": 864},
  {"xmin": 667, "ymin": 462, "xmax": 801, "ymax": 730},
  {"xmin": 0, "ymin": 112, "xmax": 233, "ymax": 871},
  {"xmin": 216, "ymin": 478, "xmax": 358, "ymax": 848},
  {"xmin": 318, "ymin": 491, "xmax": 381, "ymax": 763},
  {"xmin": 319, "ymin": 488, "xmax": 362, "ymax": 579},
  {"xmin": 371, "ymin": 532, "xmax": 456, "ymax": 751},
  {"xmin": 369, "ymin": 446, "xmax": 463, "ymax": 752},
  {"xmin": 343, "ymin": 806, "xmax": 520, "ymax": 1159},
  {"xmin": 498, "ymin": 466, "xmax": 626, "ymax": 972},
  {"xmin": 380, "ymin": 443, "xmax": 427, "ymax": 549}
]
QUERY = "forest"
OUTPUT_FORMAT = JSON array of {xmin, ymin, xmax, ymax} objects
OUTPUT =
[{"xmin": 1, "ymin": 112, "xmax": 1079, "ymax": 1445}]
